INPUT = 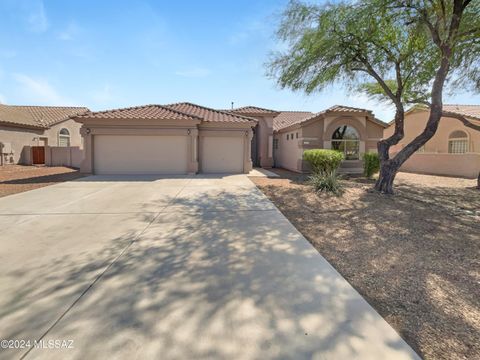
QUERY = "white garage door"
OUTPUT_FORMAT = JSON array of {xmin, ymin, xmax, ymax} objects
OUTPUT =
[
  {"xmin": 201, "ymin": 136, "xmax": 244, "ymax": 173},
  {"xmin": 94, "ymin": 135, "xmax": 188, "ymax": 175}
]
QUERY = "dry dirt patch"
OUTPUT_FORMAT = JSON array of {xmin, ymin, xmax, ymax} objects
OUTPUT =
[
  {"xmin": 0, "ymin": 165, "xmax": 84, "ymax": 198},
  {"xmin": 251, "ymin": 170, "xmax": 479, "ymax": 360}
]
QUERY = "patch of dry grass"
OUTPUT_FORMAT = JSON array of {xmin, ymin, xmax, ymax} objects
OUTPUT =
[{"xmin": 251, "ymin": 169, "xmax": 480, "ymax": 360}]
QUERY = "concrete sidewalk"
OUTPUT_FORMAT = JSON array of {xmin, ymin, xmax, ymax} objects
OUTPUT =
[{"xmin": 0, "ymin": 174, "xmax": 419, "ymax": 359}]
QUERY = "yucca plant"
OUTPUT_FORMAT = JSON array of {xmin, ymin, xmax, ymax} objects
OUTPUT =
[{"xmin": 308, "ymin": 170, "xmax": 344, "ymax": 196}]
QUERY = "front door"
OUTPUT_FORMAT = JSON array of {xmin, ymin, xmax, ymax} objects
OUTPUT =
[
  {"xmin": 251, "ymin": 126, "xmax": 260, "ymax": 167},
  {"xmin": 32, "ymin": 146, "xmax": 45, "ymax": 165}
]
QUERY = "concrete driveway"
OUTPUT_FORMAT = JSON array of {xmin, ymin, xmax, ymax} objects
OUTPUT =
[{"xmin": 0, "ymin": 174, "xmax": 419, "ymax": 360}]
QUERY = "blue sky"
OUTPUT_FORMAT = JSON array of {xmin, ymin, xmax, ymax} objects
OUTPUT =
[{"xmin": 0, "ymin": 0, "xmax": 479, "ymax": 121}]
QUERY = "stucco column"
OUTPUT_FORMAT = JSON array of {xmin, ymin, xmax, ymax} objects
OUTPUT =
[
  {"xmin": 80, "ymin": 126, "xmax": 93, "ymax": 174},
  {"xmin": 187, "ymin": 128, "xmax": 199, "ymax": 174},
  {"xmin": 244, "ymin": 129, "xmax": 253, "ymax": 173}
]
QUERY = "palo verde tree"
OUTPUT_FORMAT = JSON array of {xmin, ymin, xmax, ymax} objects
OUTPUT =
[{"xmin": 267, "ymin": 0, "xmax": 480, "ymax": 194}]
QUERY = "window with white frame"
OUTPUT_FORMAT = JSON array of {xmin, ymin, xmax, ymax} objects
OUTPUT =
[
  {"xmin": 448, "ymin": 130, "xmax": 468, "ymax": 154},
  {"xmin": 58, "ymin": 128, "xmax": 70, "ymax": 147},
  {"xmin": 331, "ymin": 125, "xmax": 360, "ymax": 160}
]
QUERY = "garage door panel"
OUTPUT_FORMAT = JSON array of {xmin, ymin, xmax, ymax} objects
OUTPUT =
[
  {"xmin": 94, "ymin": 135, "xmax": 188, "ymax": 175},
  {"xmin": 201, "ymin": 136, "xmax": 244, "ymax": 173}
]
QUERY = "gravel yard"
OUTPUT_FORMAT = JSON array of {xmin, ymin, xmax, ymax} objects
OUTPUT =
[
  {"xmin": 251, "ymin": 169, "xmax": 479, "ymax": 360},
  {"xmin": 0, "ymin": 165, "xmax": 84, "ymax": 198}
]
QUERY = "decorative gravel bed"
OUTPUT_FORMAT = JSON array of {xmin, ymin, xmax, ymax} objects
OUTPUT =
[
  {"xmin": 251, "ymin": 169, "xmax": 479, "ymax": 360},
  {"xmin": 0, "ymin": 165, "xmax": 84, "ymax": 198}
]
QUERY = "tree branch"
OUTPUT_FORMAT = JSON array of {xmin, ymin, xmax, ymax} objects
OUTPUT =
[{"xmin": 442, "ymin": 111, "xmax": 480, "ymax": 131}]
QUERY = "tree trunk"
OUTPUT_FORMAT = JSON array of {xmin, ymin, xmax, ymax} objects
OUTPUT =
[{"xmin": 375, "ymin": 160, "xmax": 400, "ymax": 194}]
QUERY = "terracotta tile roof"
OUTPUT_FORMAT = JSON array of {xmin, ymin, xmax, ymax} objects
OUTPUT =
[
  {"xmin": 389, "ymin": 104, "xmax": 480, "ymax": 125},
  {"xmin": 273, "ymin": 105, "xmax": 384, "ymax": 131},
  {"xmin": 0, "ymin": 104, "xmax": 88, "ymax": 129},
  {"xmin": 166, "ymin": 102, "xmax": 257, "ymax": 124},
  {"xmin": 80, "ymin": 104, "xmax": 201, "ymax": 121},
  {"xmin": 442, "ymin": 104, "xmax": 480, "ymax": 121},
  {"xmin": 326, "ymin": 105, "xmax": 373, "ymax": 114},
  {"xmin": 272, "ymin": 111, "xmax": 313, "ymax": 131},
  {"xmin": 229, "ymin": 106, "xmax": 280, "ymax": 115}
]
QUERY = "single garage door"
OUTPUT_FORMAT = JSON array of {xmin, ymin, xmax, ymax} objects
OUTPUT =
[
  {"xmin": 94, "ymin": 135, "xmax": 188, "ymax": 174},
  {"xmin": 201, "ymin": 136, "xmax": 244, "ymax": 173}
]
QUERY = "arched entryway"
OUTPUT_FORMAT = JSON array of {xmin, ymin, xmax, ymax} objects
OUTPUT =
[{"xmin": 331, "ymin": 125, "xmax": 360, "ymax": 160}]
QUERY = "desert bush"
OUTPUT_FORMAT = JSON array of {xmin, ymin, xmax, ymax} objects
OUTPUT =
[
  {"xmin": 308, "ymin": 170, "xmax": 344, "ymax": 196},
  {"xmin": 303, "ymin": 149, "xmax": 344, "ymax": 174},
  {"xmin": 363, "ymin": 152, "xmax": 380, "ymax": 178}
]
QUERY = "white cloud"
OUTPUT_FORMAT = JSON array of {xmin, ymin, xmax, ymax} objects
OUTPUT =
[
  {"xmin": 13, "ymin": 73, "xmax": 75, "ymax": 105},
  {"xmin": 58, "ymin": 21, "xmax": 81, "ymax": 41},
  {"xmin": 27, "ymin": 1, "xmax": 49, "ymax": 33},
  {"xmin": 175, "ymin": 67, "xmax": 211, "ymax": 78},
  {"xmin": 228, "ymin": 19, "xmax": 271, "ymax": 46}
]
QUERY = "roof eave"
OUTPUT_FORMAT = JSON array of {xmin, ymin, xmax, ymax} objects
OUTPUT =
[{"xmin": 0, "ymin": 120, "xmax": 46, "ymax": 130}]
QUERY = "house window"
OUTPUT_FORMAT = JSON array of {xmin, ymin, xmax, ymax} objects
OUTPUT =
[
  {"xmin": 58, "ymin": 128, "xmax": 70, "ymax": 147},
  {"xmin": 286, "ymin": 134, "xmax": 289, "ymax": 140},
  {"xmin": 331, "ymin": 125, "xmax": 360, "ymax": 160},
  {"xmin": 273, "ymin": 138, "xmax": 279, "ymax": 150},
  {"xmin": 296, "ymin": 132, "xmax": 298, "ymax": 139},
  {"xmin": 448, "ymin": 130, "xmax": 468, "ymax": 154}
]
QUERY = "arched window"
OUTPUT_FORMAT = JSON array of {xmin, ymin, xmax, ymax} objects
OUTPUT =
[
  {"xmin": 58, "ymin": 128, "xmax": 70, "ymax": 147},
  {"xmin": 448, "ymin": 130, "xmax": 468, "ymax": 154},
  {"xmin": 331, "ymin": 125, "xmax": 360, "ymax": 160}
]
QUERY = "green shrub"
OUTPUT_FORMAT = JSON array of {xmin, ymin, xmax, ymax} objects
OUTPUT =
[
  {"xmin": 303, "ymin": 149, "xmax": 344, "ymax": 174},
  {"xmin": 308, "ymin": 170, "xmax": 344, "ymax": 196},
  {"xmin": 363, "ymin": 152, "xmax": 380, "ymax": 178}
]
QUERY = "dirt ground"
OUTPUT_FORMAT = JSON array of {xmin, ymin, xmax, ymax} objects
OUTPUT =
[
  {"xmin": 0, "ymin": 165, "xmax": 84, "ymax": 198},
  {"xmin": 251, "ymin": 169, "xmax": 479, "ymax": 360}
]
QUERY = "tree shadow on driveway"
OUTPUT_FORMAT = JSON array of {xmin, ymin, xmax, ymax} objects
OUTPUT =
[{"xmin": 1, "ymin": 184, "xmax": 418, "ymax": 360}]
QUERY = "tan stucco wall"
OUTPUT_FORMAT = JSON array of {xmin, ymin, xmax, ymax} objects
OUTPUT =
[
  {"xmin": 400, "ymin": 153, "xmax": 480, "ymax": 178},
  {"xmin": 274, "ymin": 131, "xmax": 304, "ymax": 172},
  {"xmin": 243, "ymin": 114, "xmax": 275, "ymax": 168},
  {"xmin": 384, "ymin": 110, "xmax": 480, "ymax": 177},
  {"xmin": 273, "ymin": 114, "xmax": 382, "ymax": 172},
  {"xmin": 77, "ymin": 117, "xmax": 254, "ymax": 175},
  {"xmin": 384, "ymin": 110, "xmax": 480, "ymax": 153},
  {"xmin": 0, "ymin": 118, "xmax": 82, "ymax": 164}
]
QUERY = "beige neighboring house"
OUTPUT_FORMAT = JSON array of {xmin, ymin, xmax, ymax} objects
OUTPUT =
[
  {"xmin": 384, "ymin": 105, "xmax": 480, "ymax": 178},
  {"xmin": 75, "ymin": 103, "xmax": 257, "ymax": 175},
  {"xmin": 230, "ymin": 105, "xmax": 387, "ymax": 173},
  {"xmin": 0, "ymin": 104, "xmax": 89, "ymax": 166}
]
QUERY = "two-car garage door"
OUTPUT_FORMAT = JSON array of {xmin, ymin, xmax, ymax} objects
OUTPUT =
[{"xmin": 93, "ymin": 135, "xmax": 188, "ymax": 175}]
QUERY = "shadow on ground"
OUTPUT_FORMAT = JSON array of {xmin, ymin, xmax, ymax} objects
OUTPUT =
[
  {"xmin": 1, "ymin": 183, "xmax": 416, "ymax": 360},
  {"xmin": 252, "ymin": 172, "xmax": 479, "ymax": 360}
]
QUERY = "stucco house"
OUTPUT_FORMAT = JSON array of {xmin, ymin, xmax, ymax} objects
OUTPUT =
[
  {"xmin": 384, "ymin": 105, "xmax": 480, "ymax": 178},
  {"xmin": 74, "ymin": 103, "xmax": 385, "ymax": 175},
  {"xmin": 75, "ymin": 103, "xmax": 257, "ymax": 175},
  {"xmin": 230, "ymin": 105, "xmax": 387, "ymax": 173},
  {"xmin": 0, "ymin": 104, "xmax": 88, "ymax": 166}
]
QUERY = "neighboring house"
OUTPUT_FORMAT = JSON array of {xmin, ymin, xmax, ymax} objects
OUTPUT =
[
  {"xmin": 74, "ymin": 103, "xmax": 386, "ymax": 175},
  {"xmin": 75, "ymin": 103, "xmax": 257, "ymax": 175},
  {"xmin": 0, "ymin": 104, "xmax": 89, "ymax": 166},
  {"xmin": 230, "ymin": 105, "xmax": 387, "ymax": 173},
  {"xmin": 384, "ymin": 105, "xmax": 480, "ymax": 178}
]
